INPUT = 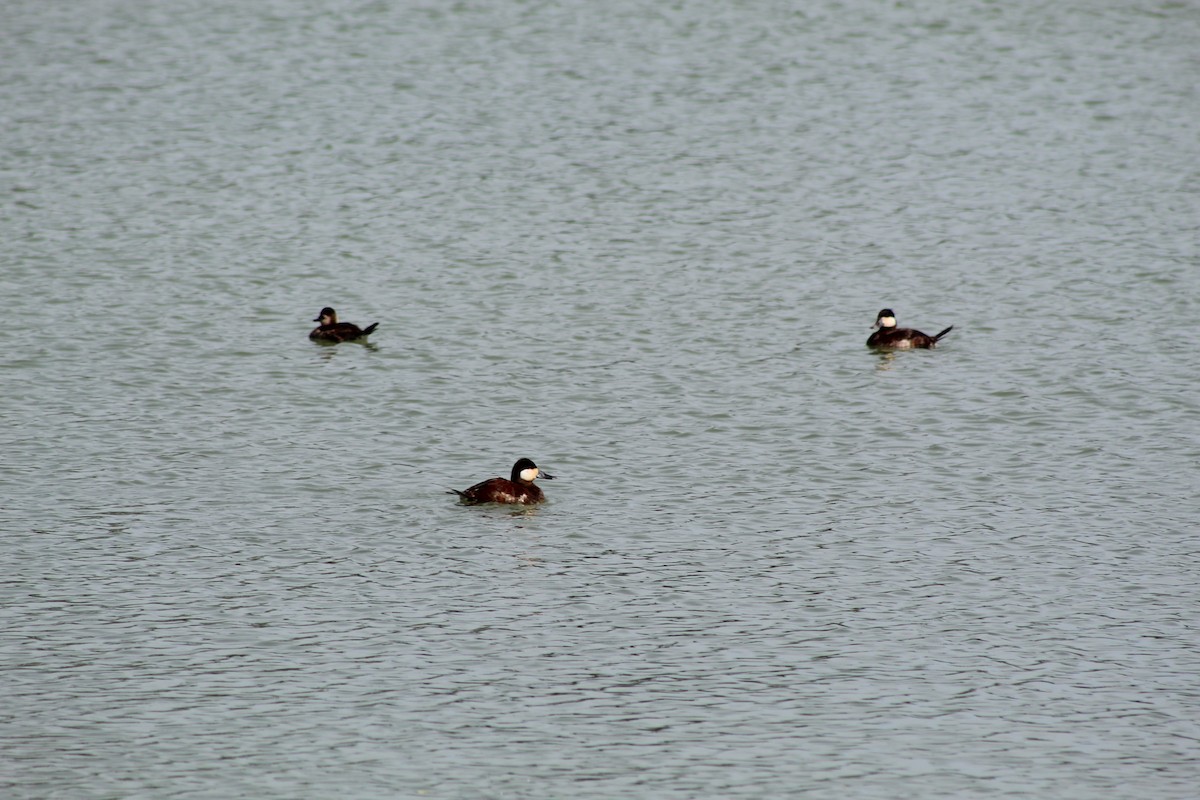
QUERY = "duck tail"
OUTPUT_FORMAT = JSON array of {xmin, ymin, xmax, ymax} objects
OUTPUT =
[
  {"xmin": 361, "ymin": 322, "xmax": 379, "ymax": 337},
  {"xmin": 447, "ymin": 488, "xmax": 480, "ymax": 505},
  {"xmin": 933, "ymin": 325, "xmax": 954, "ymax": 342}
]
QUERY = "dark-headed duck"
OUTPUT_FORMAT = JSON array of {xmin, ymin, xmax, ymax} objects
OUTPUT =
[
  {"xmin": 450, "ymin": 458, "xmax": 555, "ymax": 505},
  {"xmin": 309, "ymin": 307, "xmax": 379, "ymax": 343},
  {"xmin": 867, "ymin": 308, "xmax": 952, "ymax": 349}
]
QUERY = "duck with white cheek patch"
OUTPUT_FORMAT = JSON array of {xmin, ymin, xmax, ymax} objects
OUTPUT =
[
  {"xmin": 867, "ymin": 308, "xmax": 953, "ymax": 349},
  {"xmin": 449, "ymin": 458, "xmax": 556, "ymax": 505},
  {"xmin": 309, "ymin": 307, "xmax": 379, "ymax": 343}
]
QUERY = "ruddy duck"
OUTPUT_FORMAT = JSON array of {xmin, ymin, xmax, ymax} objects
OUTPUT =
[
  {"xmin": 450, "ymin": 458, "xmax": 555, "ymax": 505},
  {"xmin": 867, "ymin": 308, "xmax": 953, "ymax": 349},
  {"xmin": 309, "ymin": 307, "xmax": 379, "ymax": 343}
]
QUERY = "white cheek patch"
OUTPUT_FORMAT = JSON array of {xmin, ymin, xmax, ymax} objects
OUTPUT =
[
  {"xmin": 520, "ymin": 467, "xmax": 539, "ymax": 482},
  {"xmin": 878, "ymin": 316, "xmax": 896, "ymax": 328}
]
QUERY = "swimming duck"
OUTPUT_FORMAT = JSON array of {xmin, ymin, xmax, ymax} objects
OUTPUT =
[
  {"xmin": 309, "ymin": 307, "xmax": 379, "ymax": 343},
  {"xmin": 867, "ymin": 308, "xmax": 953, "ymax": 349},
  {"xmin": 450, "ymin": 458, "xmax": 555, "ymax": 505}
]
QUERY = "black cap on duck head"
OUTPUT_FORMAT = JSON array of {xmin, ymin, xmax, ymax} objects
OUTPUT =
[
  {"xmin": 511, "ymin": 458, "xmax": 554, "ymax": 483},
  {"xmin": 874, "ymin": 309, "xmax": 897, "ymax": 328},
  {"xmin": 314, "ymin": 307, "xmax": 337, "ymax": 323}
]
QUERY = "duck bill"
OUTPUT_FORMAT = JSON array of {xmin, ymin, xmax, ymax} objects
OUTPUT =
[{"xmin": 539, "ymin": 471, "xmax": 556, "ymax": 480}]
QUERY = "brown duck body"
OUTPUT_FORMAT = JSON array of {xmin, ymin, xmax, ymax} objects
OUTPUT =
[
  {"xmin": 309, "ymin": 321, "xmax": 379, "ymax": 342},
  {"xmin": 453, "ymin": 477, "xmax": 546, "ymax": 505},
  {"xmin": 867, "ymin": 325, "xmax": 952, "ymax": 349}
]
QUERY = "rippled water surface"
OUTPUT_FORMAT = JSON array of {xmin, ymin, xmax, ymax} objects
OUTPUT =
[{"xmin": 3, "ymin": 1, "xmax": 1199, "ymax": 797}]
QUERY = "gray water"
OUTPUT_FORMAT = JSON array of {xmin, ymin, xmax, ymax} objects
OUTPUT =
[{"xmin": 3, "ymin": 1, "xmax": 1199, "ymax": 797}]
